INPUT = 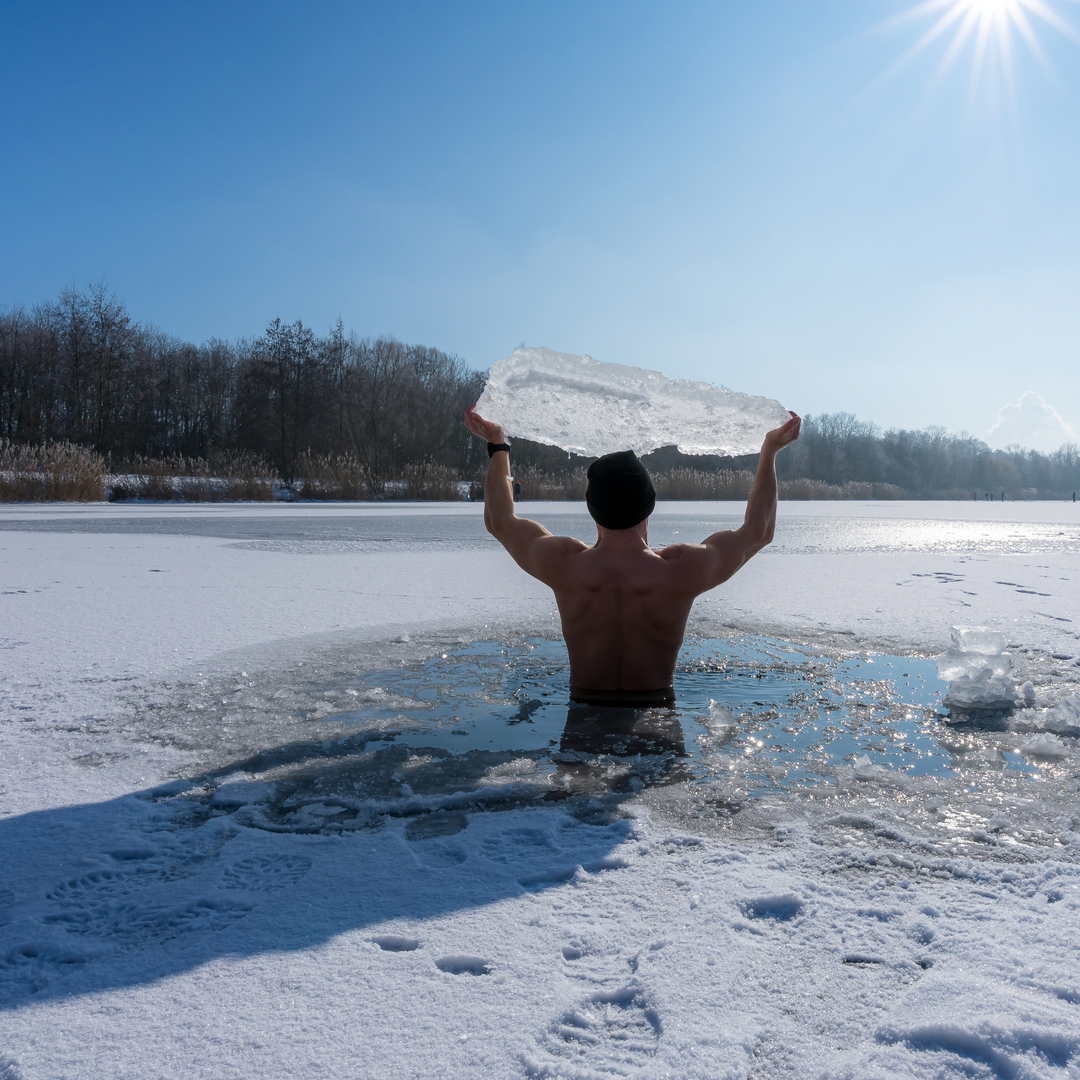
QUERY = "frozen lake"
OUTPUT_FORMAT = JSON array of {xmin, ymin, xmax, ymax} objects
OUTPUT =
[
  {"xmin": 3, "ymin": 497, "xmax": 1079, "ymax": 556},
  {"xmin": 2, "ymin": 500, "xmax": 1080, "ymax": 1079}
]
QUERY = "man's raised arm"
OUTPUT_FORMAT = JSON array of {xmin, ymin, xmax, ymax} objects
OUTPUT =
[
  {"xmin": 463, "ymin": 405, "xmax": 584, "ymax": 581},
  {"xmin": 736, "ymin": 411, "xmax": 802, "ymax": 554},
  {"xmin": 665, "ymin": 411, "xmax": 801, "ymax": 593}
]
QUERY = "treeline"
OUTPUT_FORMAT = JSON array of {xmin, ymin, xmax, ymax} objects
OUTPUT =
[
  {"xmin": 2, "ymin": 284, "xmax": 1078, "ymax": 500},
  {"xmin": 627, "ymin": 414, "xmax": 1080, "ymax": 499},
  {"xmin": 773, "ymin": 413, "xmax": 1080, "ymax": 499},
  {"xmin": 0, "ymin": 283, "xmax": 484, "ymax": 484}
]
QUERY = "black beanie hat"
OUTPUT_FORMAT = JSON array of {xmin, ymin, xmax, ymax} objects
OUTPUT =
[{"xmin": 586, "ymin": 451, "xmax": 656, "ymax": 530}]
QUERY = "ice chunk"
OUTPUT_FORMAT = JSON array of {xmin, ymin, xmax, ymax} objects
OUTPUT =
[
  {"xmin": 950, "ymin": 627, "xmax": 1008, "ymax": 655},
  {"xmin": 1036, "ymin": 694, "xmax": 1080, "ymax": 737},
  {"xmin": 936, "ymin": 650, "xmax": 1012, "ymax": 683},
  {"xmin": 853, "ymin": 754, "xmax": 889, "ymax": 780},
  {"xmin": 938, "ymin": 626, "xmax": 1017, "ymax": 711},
  {"xmin": 943, "ymin": 676, "xmax": 1018, "ymax": 709},
  {"xmin": 1018, "ymin": 733, "xmax": 1070, "ymax": 760},
  {"xmin": 476, "ymin": 347, "xmax": 791, "ymax": 458},
  {"xmin": 210, "ymin": 780, "xmax": 275, "ymax": 807},
  {"xmin": 705, "ymin": 700, "xmax": 738, "ymax": 733},
  {"xmin": 1049, "ymin": 693, "xmax": 1080, "ymax": 724}
]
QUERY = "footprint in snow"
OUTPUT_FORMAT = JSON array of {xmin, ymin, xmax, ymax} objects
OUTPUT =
[
  {"xmin": 407, "ymin": 836, "xmax": 468, "ymax": 869},
  {"xmin": 740, "ymin": 893, "xmax": 805, "ymax": 922},
  {"xmin": 46, "ymin": 866, "xmax": 161, "ymax": 907},
  {"xmin": 561, "ymin": 940, "xmax": 587, "ymax": 962},
  {"xmin": 436, "ymin": 955, "xmax": 491, "ymax": 976},
  {"xmin": 44, "ymin": 861, "xmax": 252, "ymax": 943},
  {"xmin": 480, "ymin": 827, "xmax": 558, "ymax": 864},
  {"xmin": 42, "ymin": 895, "xmax": 252, "ymax": 942},
  {"xmin": 530, "ymin": 984, "xmax": 661, "ymax": 1074},
  {"xmin": 371, "ymin": 935, "xmax": 420, "ymax": 952},
  {"xmin": 219, "ymin": 854, "xmax": 311, "ymax": 893}
]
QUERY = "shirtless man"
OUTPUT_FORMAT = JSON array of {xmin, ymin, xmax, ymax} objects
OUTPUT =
[{"xmin": 464, "ymin": 405, "xmax": 801, "ymax": 706}]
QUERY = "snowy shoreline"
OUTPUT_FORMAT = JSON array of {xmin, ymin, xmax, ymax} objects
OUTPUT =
[{"xmin": 2, "ymin": 502, "xmax": 1079, "ymax": 1079}]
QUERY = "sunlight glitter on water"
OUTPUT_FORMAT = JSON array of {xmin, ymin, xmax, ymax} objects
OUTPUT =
[{"xmin": 315, "ymin": 635, "xmax": 1042, "ymax": 797}]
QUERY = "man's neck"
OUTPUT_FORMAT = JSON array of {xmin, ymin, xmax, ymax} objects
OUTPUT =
[{"xmin": 593, "ymin": 520, "xmax": 650, "ymax": 550}]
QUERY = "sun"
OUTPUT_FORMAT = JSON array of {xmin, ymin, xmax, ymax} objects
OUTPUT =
[{"xmin": 882, "ymin": 0, "xmax": 1080, "ymax": 99}]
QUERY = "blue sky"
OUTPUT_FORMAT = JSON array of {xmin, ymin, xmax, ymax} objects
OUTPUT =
[{"xmin": 2, "ymin": 1, "xmax": 1079, "ymax": 448}]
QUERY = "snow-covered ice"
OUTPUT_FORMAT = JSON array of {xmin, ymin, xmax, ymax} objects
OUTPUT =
[
  {"xmin": 476, "ymin": 347, "xmax": 791, "ymax": 457},
  {"xmin": 2, "ymin": 499, "xmax": 1080, "ymax": 1079}
]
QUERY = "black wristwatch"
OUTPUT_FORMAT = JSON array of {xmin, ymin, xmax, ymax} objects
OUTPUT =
[{"xmin": 487, "ymin": 442, "xmax": 511, "ymax": 457}]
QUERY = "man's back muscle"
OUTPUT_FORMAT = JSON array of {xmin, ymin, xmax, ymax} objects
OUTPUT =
[{"xmin": 549, "ymin": 542, "xmax": 697, "ymax": 691}]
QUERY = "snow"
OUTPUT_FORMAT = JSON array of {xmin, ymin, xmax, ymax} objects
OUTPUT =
[
  {"xmin": 477, "ymin": 347, "xmax": 791, "ymax": 456},
  {"xmin": 2, "ymin": 500, "xmax": 1080, "ymax": 1079}
]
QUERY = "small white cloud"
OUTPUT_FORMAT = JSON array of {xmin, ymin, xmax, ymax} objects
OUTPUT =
[{"xmin": 986, "ymin": 391, "xmax": 1078, "ymax": 453}]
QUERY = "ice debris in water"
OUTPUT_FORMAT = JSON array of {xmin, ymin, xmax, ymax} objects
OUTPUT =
[
  {"xmin": 703, "ymin": 700, "xmax": 738, "ymax": 734},
  {"xmin": 1048, "ymin": 694, "xmax": 1080, "ymax": 733},
  {"xmin": 1018, "ymin": 732, "xmax": 1070, "ymax": 761},
  {"xmin": 937, "ymin": 627, "xmax": 1018, "ymax": 710},
  {"xmin": 476, "ymin": 346, "xmax": 791, "ymax": 458},
  {"xmin": 1023, "ymin": 693, "xmax": 1080, "ymax": 737},
  {"xmin": 851, "ymin": 754, "xmax": 891, "ymax": 780}
]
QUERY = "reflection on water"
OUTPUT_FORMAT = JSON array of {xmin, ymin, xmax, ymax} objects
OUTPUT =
[{"xmin": 553, "ymin": 704, "xmax": 692, "ymax": 795}]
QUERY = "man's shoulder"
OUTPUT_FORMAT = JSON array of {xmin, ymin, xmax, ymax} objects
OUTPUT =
[
  {"xmin": 650, "ymin": 541, "xmax": 733, "ymax": 596},
  {"xmin": 524, "ymin": 531, "xmax": 590, "ymax": 567},
  {"xmin": 655, "ymin": 541, "xmax": 708, "ymax": 561},
  {"xmin": 545, "ymin": 533, "xmax": 591, "ymax": 553},
  {"xmin": 491, "ymin": 522, "xmax": 590, "ymax": 587}
]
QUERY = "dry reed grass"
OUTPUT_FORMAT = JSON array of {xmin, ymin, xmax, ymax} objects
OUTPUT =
[
  {"xmin": 777, "ymin": 478, "xmax": 905, "ymax": 500},
  {"xmin": 108, "ymin": 451, "xmax": 276, "ymax": 501},
  {"xmin": 291, "ymin": 454, "xmax": 465, "ymax": 500},
  {"xmin": 292, "ymin": 451, "xmax": 369, "ymax": 500},
  {"xmin": 400, "ymin": 463, "xmax": 463, "ymax": 501},
  {"xmin": 2, "ymin": 439, "xmax": 911, "ymax": 504},
  {"xmin": 513, "ymin": 465, "xmax": 588, "ymax": 500},
  {"xmin": 505, "ymin": 466, "xmax": 906, "ymax": 502},
  {"xmin": 0, "ymin": 440, "xmax": 107, "ymax": 501},
  {"xmin": 652, "ymin": 468, "xmax": 755, "ymax": 500}
]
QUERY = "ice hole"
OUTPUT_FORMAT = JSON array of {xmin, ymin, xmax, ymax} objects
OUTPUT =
[
  {"xmin": 156, "ymin": 632, "xmax": 1072, "ymax": 834},
  {"xmin": 294, "ymin": 634, "xmax": 1043, "ymax": 802}
]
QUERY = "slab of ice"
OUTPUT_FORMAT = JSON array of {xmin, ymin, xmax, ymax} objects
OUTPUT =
[
  {"xmin": 476, "ymin": 347, "xmax": 791, "ymax": 458},
  {"xmin": 937, "ymin": 626, "xmax": 1018, "ymax": 711},
  {"xmin": 1049, "ymin": 693, "xmax": 1080, "ymax": 726},
  {"xmin": 1026, "ymin": 693, "xmax": 1080, "ymax": 737},
  {"xmin": 950, "ymin": 627, "xmax": 1008, "ymax": 655},
  {"xmin": 1018, "ymin": 733, "xmax": 1070, "ymax": 760},
  {"xmin": 852, "ymin": 754, "xmax": 891, "ymax": 781},
  {"xmin": 936, "ymin": 651, "xmax": 1012, "ymax": 684},
  {"xmin": 209, "ymin": 779, "xmax": 275, "ymax": 807}
]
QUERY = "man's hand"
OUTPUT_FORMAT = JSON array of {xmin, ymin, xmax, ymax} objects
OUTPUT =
[
  {"xmin": 464, "ymin": 405, "xmax": 506, "ymax": 444},
  {"xmin": 763, "ymin": 411, "xmax": 801, "ymax": 453}
]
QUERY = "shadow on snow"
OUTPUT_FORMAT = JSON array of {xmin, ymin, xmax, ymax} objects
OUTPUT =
[{"xmin": 0, "ymin": 707, "xmax": 690, "ymax": 1010}]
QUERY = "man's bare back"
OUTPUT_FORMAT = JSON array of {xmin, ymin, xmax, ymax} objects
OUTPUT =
[{"xmin": 464, "ymin": 405, "xmax": 801, "ymax": 698}]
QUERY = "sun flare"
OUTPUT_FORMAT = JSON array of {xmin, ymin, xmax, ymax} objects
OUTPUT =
[{"xmin": 884, "ymin": 0, "xmax": 1080, "ymax": 99}]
